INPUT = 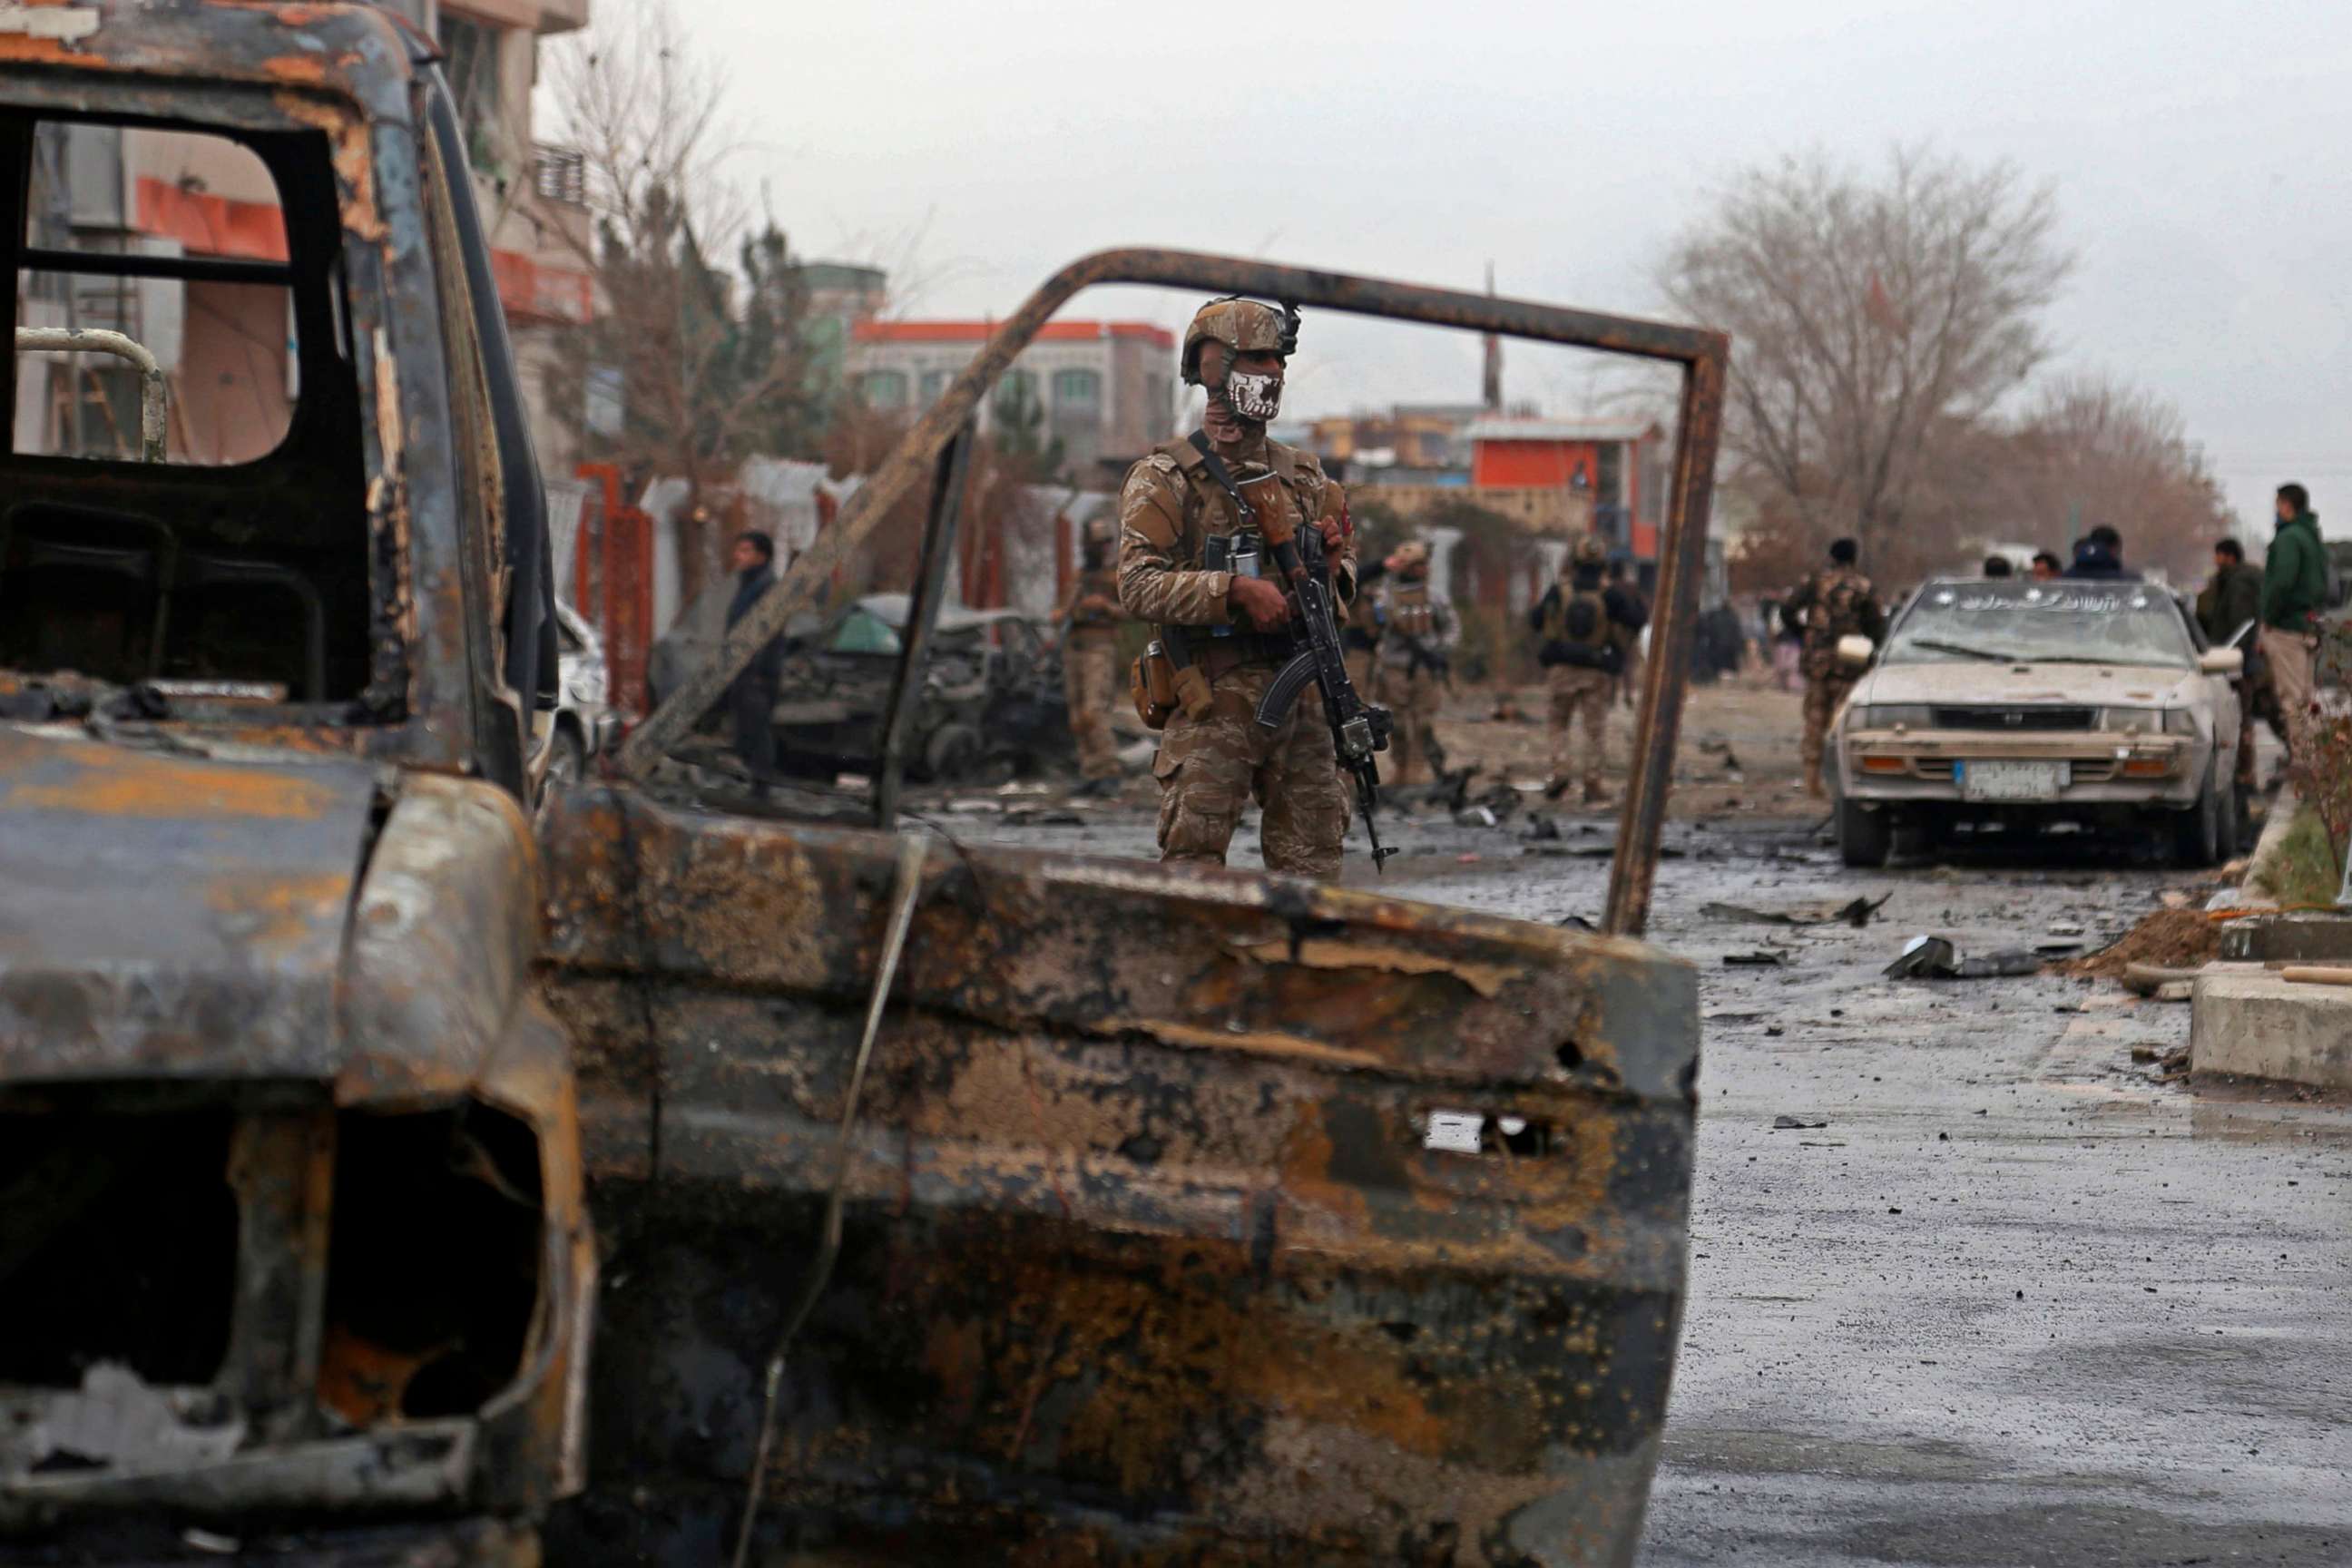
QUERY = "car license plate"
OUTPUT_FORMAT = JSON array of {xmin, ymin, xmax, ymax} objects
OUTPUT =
[{"xmin": 1955, "ymin": 760, "xmax": 2069, "ymax": 801}]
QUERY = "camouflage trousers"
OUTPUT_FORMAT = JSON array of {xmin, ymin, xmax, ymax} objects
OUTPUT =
[
  {"xmin": 1547, "ymin": 666, "xmax": 1612, "ymax": 791},
  {"xmin": 1346, "ymin": 645, "xmax": 1381, "ymax": 708},
  {"xmin": 1382, "ymin": 665, "xmax": 1444, "ymax": 786},
  {"xmin": 1063, "ymin": 633, "xmax": 1122, "ymax": 780},
  {"xmin": 1152, "ymin": 659, "xmax": 1348, "ymax": 879},
  {"xmin": 1801, "ymin": 673, "xmax": 1858, "ymax": 778}
]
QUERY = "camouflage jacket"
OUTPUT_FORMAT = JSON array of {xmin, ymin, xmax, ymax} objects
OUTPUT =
[
  {"xmin": 1116, "ymin": 431, "xmax": 1356, "ymax": 636},
  {"xmin": 1782, "ymin": 565, "xmax": 1886, "ymax": 679}
]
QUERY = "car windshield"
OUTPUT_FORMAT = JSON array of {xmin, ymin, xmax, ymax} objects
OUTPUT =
[{"xmin": 1883, "ymin": 583, "xmax": 2194, "ymax": 669}]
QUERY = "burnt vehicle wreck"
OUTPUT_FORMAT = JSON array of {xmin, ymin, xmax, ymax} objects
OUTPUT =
[
  {"xmin": 1, "ymin": 5, "xmax": 1726, "ymax": 1564},
  {"xmin": 1, "ymin": 5, "xmax": 584, "ymax": 1561},
  {"xmin": 650, "ymin": 590, "xmax": 1073, "ymax": 783}
]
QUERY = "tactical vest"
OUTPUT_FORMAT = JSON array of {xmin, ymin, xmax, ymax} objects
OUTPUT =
[
  {"xmin": 1155, "ymin": 434, "xmax": 1316, "ymax": 552},
  {"xmin": 1810, "ymin": 569, "xmax": 1873, "ymax": 650},
  {"xmin": 1388, "ymin": 580, "xmax": 1436, "ymax": 638},
  {"xmin": 1542, "ymin": 583, "xmax": 1612, "ymax": 651},
  {"xmin": 1154, "ymin": 435, "xmax": 1320, "ymax": 649}
]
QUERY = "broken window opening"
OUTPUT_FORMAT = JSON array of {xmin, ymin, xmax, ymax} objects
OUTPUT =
[
  {"xmin": 2, "ymin": 112, "xmax": 371, "ymax": 704},
  {"xmin": 318, "ymin": 1104, "xmax": 544, "ymax": 1426}
]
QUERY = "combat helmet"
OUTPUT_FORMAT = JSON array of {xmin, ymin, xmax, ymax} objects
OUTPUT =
[{"xmin": 1181, "ymin": 297, "xmax": 1299, "ymax": 386}]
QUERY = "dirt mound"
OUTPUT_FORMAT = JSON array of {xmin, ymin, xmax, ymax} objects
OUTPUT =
[{"xmin": 2055, "ymin": 907, "xmax": 2219, "ymax": 979}]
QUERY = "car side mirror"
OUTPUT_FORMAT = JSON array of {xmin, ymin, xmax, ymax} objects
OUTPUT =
[
  {"xmin": 2198, "ymin": 647, "xmax": 2243, "ymax": 677},
  {"xmin": 1835, "ymin": 634, "xmax": 1876, "ymax": 673}
]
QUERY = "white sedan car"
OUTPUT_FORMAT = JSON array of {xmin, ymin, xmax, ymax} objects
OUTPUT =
[{"xmin": 1831, "ymin": 578, "xmax": 2244, "ymax": 867}]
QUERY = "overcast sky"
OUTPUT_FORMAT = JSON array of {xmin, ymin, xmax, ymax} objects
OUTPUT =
[{"xmin": 644, "ymin": 0, "xmax": 2352, "ymax": 535}]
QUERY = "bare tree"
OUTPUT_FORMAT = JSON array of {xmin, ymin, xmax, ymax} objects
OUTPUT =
[
  {"xmin": 1661, "ymin": 146, "xmax": 2073, "ymax": 573},
  {"xmin": 542, "ymin": 0, "xmax": 816, "ymax": 603},
  {"xmin": 1984, "ymin": 374, "xmax": 2235, "ymax": 578}
]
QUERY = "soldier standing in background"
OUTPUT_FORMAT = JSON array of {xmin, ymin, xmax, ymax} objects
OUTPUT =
[
  {"xmin": 1781, "ymin": 536, "xmax": 1887, "ymax": 799},
  {"xmin": 1057, "ymin": 514, "xmax": 1126, "ymax": 796},
  {"xmin": 1607, "ymin": 558, "xmax": 1649, "ymax": 710},
  {"xmin": 1532, "ymin": 536, "xmax": 1646, "ymax": 804},
  {"xmin": 1117, "ymin": 297, "xmax": 1358, "ymax": 877},
  {"xmin": 1373, "ymin": 541, "xmax": 1452, "ymax": 785}
]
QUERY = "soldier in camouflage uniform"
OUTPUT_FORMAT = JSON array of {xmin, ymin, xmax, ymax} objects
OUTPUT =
[
  {"xmin": 1118, "ymin": 298, "xmax": 1357, "ymax": 877},
  {"xmin": 1057, "ymin": 514, "xmax": 1125, "ymax": 794},
  {"xmin": 1531, "ymin": 536, "xmax": 1646, "ymax": 804},
  {"xmin": 1781, "ymin": 536, "xmax": 1888, "ymax": 797},
  {"xmin": 1373, "ymin": 540, "xmax": 1453, "ymax": 785}
]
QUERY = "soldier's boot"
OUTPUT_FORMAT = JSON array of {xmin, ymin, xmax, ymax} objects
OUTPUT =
[{"xmin": 1544, "ymin": 775, "xmax": 1572, "ymax": 801}]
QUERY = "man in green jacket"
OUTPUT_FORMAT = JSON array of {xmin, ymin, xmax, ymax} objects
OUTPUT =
[
  {"xmin": 2261, "ymin": 483, "xmax": 2329, "ymax": 760},
  {"xmin": 2198, "ymin": 537, "xmax": 2267, "ymax": 785}
]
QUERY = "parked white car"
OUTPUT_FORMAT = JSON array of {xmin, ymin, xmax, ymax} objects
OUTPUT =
[{"xmin": 1831, "ymin": 578, "xmax": 2244, "ymax": 867}]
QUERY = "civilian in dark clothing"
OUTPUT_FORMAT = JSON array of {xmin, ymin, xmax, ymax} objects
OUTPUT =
[
  {"xmin": 2063, "ymin": 524, "xmax": 2140, "ymax": 581},
  {"xmin": 725, "ymin": 530, "xmax": 784, "ymax": 789},
  {"xmin": 1983, "ymin": 555, "xmax": 2014, "ymax": 578},
  {"xmin": 2030, "ymin": 551, "xmax": 2063, "ymax": 581},
  {"xmin": 2197, "ymin": 537, "xmax": 2269, "ymax": 786}
]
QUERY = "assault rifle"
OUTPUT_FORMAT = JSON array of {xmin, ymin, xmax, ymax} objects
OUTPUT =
[{"xmin": 1185, "ymin": 434, "xmax": 1395, "ymax": 870}]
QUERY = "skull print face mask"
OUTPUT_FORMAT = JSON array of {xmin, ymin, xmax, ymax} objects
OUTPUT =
[{"xmin": 1221, "ymin": 368, "xmax": 1284, "ymax": 423}]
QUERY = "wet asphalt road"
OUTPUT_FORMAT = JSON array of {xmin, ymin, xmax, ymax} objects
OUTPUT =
[{"xmin": 956, "ymin": 800, "xmax": 2352, "ymax": 1568}]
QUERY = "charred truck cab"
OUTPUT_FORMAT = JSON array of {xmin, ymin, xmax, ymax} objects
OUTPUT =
[
  {"xmin": 0, "ymin": 5, "xmax": 583, "ymax": 1562},
  {"xmin": 5, "ymin": 6, "xmax": 1729, "ymax": 1567}
]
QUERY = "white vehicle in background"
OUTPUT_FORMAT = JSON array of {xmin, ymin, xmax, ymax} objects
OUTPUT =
[{"xmin": 1831, "ymin": 577, "xmax": 2245, "ymax": 868}]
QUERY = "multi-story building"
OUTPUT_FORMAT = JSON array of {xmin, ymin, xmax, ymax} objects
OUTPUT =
[
  {"xmin": 13, "ymin": 0, "xmax": 593, "ymax": 480},
  {"xmin": 847, "ymin": 319, "xmax": 1177, "ymax": 478},
  {"xmin": 1467, "ymin": 417, "xmax": 1669, "ymax": 574},
  {"xmin": 1309, "ymin": 403, "xmax": 1486, "ymax": 472}
]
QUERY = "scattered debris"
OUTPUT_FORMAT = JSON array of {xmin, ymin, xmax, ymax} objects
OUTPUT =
[
  {"xmin": 1524, "ymin": 813, "xmax": 1562, "ymax": 841},
  {"xmin": 2120, "ymin": 963, "xmax": 2205, "ymax": 996},
  {"xmin": 1555, "ymin": 914, "xmax": 1599, "ymax": 932},
  {"xmin": 1004, "ymin": 808, "xmax": 1083, "ymax": 828},
  {"xmin": 1724, "ymin": 950, "xmax": 1788, "ymax": 967},
  {"xmin": 1771, "ymin": 1114, "xmax": 1828, "ymax": 1130},
  {"xmin": 1455, "ymin": 807, "xmax": 1500, "ymax": 828},
  {"xmin": 2054, "ymin": 908, "xmax": 2220, "ymax": 980},
  {"xmin": 1885, "ymin": 936, "xmax": 2040, "ymax": 980},
  {"xmin": 1701, "ymin": 893, "xmax": 1890, "ymax": 929},
  {"xmin": 2048, "ymin": 921, "xmax": 2086, "ymax": 936}
]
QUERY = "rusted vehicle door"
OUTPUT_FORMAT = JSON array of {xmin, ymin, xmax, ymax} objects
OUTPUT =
[{"xmin": 540, "ymin": 255, "xmax": 1726, "ymax": 1564}]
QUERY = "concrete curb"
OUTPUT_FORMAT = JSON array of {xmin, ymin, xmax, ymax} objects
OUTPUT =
[{"xmin": 2190, "ymin": 969, "xmax": 2352, "ymax": 1092}]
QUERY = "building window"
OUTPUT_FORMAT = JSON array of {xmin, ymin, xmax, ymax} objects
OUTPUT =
[
  {"xmin": 919, "ymin": 368, "xmax": 953, "ymax": 407},
  {"xmin": 995, "ymin": 368, "xmax": 1038, "ymax": 419},
  {"xmin": 1052, "ymin": 368, "xmax": 1100, "ymax": 409},
  {"xmin": 860, "ymin": 369, "xmax": 908, "ymax": 409}
]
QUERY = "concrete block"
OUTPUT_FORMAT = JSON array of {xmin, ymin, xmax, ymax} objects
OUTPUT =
[
  {"xmin": 2190, "ymin": 971, "xmax": 2352, "ymax": 1091},
  {"xmin": 2218, "ymin": 912, "xmax": 2352, "ymax": 963}
]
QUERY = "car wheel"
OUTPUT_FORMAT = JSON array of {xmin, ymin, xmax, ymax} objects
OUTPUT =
[
  {"xmin": 2172, "ymin": 769, "xmax": 2222, "ymax": 869},
  {"xmin": 1838, "ymin": 797, "xmax": 1892, "ymax": 868},
  {"xmin": 922, "ymin": 722, "xmax": 982, "ymax": 783}
]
